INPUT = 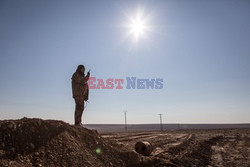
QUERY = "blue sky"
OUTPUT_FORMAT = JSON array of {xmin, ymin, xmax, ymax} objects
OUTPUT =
[{"xmin": 0, "ymin": 0, "xmax": 250, "ymax": 124}]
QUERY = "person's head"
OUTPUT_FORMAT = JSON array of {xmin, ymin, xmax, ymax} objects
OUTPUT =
[{"xmin": 77, "ymin": 65, "xmax": 85, "ymax": 74}]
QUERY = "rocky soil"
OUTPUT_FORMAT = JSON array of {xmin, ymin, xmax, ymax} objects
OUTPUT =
[
  {"xmin": 103, "ymin": 129, "xmax": 250, "ymax": 167},
  {"xmin": 1, "ymin": 118, "xmax": 250, "ymax": 167},
  {"xmin": 0, "ymin": 118, "xmax": 139, "ymax": 167}
]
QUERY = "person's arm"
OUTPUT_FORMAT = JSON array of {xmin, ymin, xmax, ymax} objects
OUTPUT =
[{"xmin": 86, "ymin": 71, "xmax": 90, "ymax": 81}]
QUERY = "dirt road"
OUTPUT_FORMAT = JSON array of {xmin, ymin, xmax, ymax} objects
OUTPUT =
[{"xmin": 102, "ymin": 129, "xmax": 250, "ymax": 167}]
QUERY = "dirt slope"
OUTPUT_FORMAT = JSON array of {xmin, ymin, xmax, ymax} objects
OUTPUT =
[
  {"xmin": 2, "ymin": 118, "xmax": 248, "ymax": 167},
  {"xmin": 0, "ymin": 118, "xmax": 134, "ymax": 167}
]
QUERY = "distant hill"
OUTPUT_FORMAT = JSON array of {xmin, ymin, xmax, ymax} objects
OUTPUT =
[{"xmin": 85, "ymin": 123, "xmax": 250, "ymax": 133}]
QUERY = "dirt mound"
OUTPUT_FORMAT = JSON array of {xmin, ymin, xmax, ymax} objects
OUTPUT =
[
  {"xmin": 2, "ymin": 118, "xmax": 231, "ymax": 167},
  {"xmin": 0, "ymin": 118, "xmax": 136, "ymax": 167}
]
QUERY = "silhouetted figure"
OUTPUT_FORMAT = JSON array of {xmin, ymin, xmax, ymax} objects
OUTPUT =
[{"xmin": 71, "ymin": 65, "xmax": 90, "ymax": 126}]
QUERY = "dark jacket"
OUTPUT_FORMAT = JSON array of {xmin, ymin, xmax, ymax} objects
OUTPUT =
[{"xmin": 71, "ymin": 71, "xmax": 90, "ymax": 100}]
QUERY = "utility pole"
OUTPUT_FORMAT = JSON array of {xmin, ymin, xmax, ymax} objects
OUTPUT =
[
  {"xmin": 158, "ymin": 114, "xmax": 163, "ymax": 131},
  {"xmin": 124, "ymin": 110, "xmax": 128, "ymax": 132}
]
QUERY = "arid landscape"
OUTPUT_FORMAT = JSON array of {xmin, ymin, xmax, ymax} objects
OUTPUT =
[
  {"xmin": 103, "ymin": 129, "xmax": 250, "ymax": 166},
  {"xmin": 1, "ymin": 118, "xmax": 250, "ymax": 167},
  {"xmin": 1, "ymin": 0, "xmax": 250, "ymax": 166}
]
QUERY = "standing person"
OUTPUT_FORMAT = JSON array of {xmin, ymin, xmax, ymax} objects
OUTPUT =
[{"xmin": 71, "ymin": 65, "xmax": 90, "ymax": 126}]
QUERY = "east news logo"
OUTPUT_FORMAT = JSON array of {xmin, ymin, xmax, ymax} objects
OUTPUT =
[{"xmin": 87, "ymin": 77, "xmax": 163, "ymax": 89}]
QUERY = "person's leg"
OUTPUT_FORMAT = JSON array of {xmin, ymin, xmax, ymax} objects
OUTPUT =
[{"xmin": 74, "ymin": 98, "xmax": 84, "ymax": 125}]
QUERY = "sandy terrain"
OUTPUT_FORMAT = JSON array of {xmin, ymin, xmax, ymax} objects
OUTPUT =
[
  {"xmin": 102, "ymin": 129, "xmax": 250, "ymax": 167},
  {"xmin": 1, "ymin": 118, "xmax": 250, "ymax": 167}
]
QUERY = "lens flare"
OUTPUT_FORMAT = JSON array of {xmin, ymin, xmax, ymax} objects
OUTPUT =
[{"xmin": 95, "ymin": 148, "xmax": 102, "ymax": 155}]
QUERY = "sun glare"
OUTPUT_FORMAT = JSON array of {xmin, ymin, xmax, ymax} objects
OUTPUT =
[
  {"xmin": 129, "ymin": 16, "xmax": 146, "ymax": 39},
  {"xmin": 126, "ymin": 9, "xmax": 149, "ymax": 41}
]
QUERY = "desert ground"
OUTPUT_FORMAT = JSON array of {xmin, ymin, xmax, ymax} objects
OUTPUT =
[
  {"xmin": 1, "ymin": 118, "xmax": 250, "ymax": 167},
  {"xmin": 102, "ymin": 129, "xmax": 250, "ymax": 167}
]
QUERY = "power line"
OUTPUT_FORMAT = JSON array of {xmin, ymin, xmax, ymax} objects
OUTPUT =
[
  {"xmin": 124, "ymin": 110, "xmax": 128, "ymax": 132},
  {"xmin": 158, "ymin": 114, "xmax": 163, "ymax": 131}
]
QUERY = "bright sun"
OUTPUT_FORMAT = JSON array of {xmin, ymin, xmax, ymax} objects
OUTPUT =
[
  {"xmin": 126, "ymin": 9, "xmax": 149, "ymax": 41},
  {"xmin": 129, "ymin": 17, "xmax": 146, "ymax": 39}
]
